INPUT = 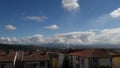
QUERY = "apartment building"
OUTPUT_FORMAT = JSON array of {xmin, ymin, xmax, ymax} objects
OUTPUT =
[
  {"xmin": 0, "ymin": 50, "xmax": 50, "ymax": 68},
  {"xmin": 69, "ymin": 49, "xmax": 120, "ymax": 68}
]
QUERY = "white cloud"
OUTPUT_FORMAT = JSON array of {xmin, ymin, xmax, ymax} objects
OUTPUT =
[
  {"xmin": 1, "ymin": 28, "xmax": 120, "ymax": 46},
  {"xmin": 25, "ymin": 16, "xmax": 47, "ymax": 22},
  {"xmin": 44, "ymin": 24, "xmax": 59, "ymax": 30},
  {"xmin": 62, "ymin": 0, "xmax": 80, "ymax": 11},
  {"xmin": 95, "ymin": 28, "xmax": 120, "ymax": 44},
  {"xmin": 49, "ymin": 32, "xmax": 95, "ymax": 44},
  {"xmin": 19, "ymin": 34, "xmax": 45, "ymax": 44},
  {"xmin": 0, "ymin": 37, "xmax": 18, "ymax": 44},
  {"xmin": 89, "ymin": 29, "xmax": 99, "ymax": 32},
  {"xmin": 110, "ymin": 8, "xmax": 120, "ymax": 18},
  {"xmin": 5, "ymin": 25, "xmax": 16, "ymax": 31},
  {"xmin": 0, "ymin": 34, "xmax": 45, "ymax": 44},
  {"xmin": 89, "ymin": 14, "xmax": 120, "ymax": 29},
  {"xmin": 90, "ymin": 8, "xmax": 120, "ymax": 27}
]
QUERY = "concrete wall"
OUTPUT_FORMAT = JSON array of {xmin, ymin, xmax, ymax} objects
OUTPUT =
[
  {"xmin": 112, "ymin": 57, "xmax": 120, "ymax": 68},
  {"xmin": 70, "ymin": 56, "xmax": 112, "ymax": 68},
  {"xmin": 70, "ymin": 56, "xmax": 88, "ymax": 68},
  {"xmin": 99, "ymin": 58, "xmax": 112, "ymax": 67},
  {"xmin": 58, "ymin": 53, "xmax": 65, "ymax": 68},
  {"xmin": 23, "ymin": 61, "xmax": 48, "ymax": 68},
  {"xmin": 0, "ymin": 63, "xmax": 13, "ymax": 68},
  {"xmin": 72, "ymin": 56, "xmax": 78, "ymax": 68},
  {"xmin": 84, "ymin": 58, "xmax": 89, "ymax": 68}
]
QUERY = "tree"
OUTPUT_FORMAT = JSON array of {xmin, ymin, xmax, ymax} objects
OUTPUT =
[
  {"xmin": 62, "ymin": 55, "xmax": 70, "ymax": 68},
  {"xmin": 99, "ymin": 65, "xmax": 112, "ymax": 68}
]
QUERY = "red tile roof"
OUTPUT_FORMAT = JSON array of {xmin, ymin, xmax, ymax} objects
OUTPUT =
[
  {"xmin": 23, "ymin": 51, "xmax": 49, "ymax": 61},
  {"xmin": 0, "ymin": 51, "xmax": 7, "ymax": 55},
  {"xmin": 0, "ymin": 51, "xmax": 49, "ymax": 62},
  {"xmin": 0, "ymin": 51, "xmax": 15, "ymax": 62},
  {"xmin": 69, "ymin": 49, "xmax": 120, "ymax": 58}
]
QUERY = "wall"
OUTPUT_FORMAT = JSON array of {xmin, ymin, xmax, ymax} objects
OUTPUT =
[
  {"xmin": 99, "ymin": 58, "xmax": 112, "ymax": 67},
  {"xmin": 58, "ymin": 53, "xmax": 65, "ymax": 68},
  {"xmin": 112, "ymin": 57, "xmax": 120, "ymax": 68},
  {"xmin": 23, "ymin": 61, "xmax": 48, "ymax": 68},
  {"xmin": 84, "ymin": 58, "xmax": 89, "ymax": 68},
  {"xmin": 70, "ymin": 56, "xmax": 89, "ymax": 68},
  {"xmin": 0, "ymin": 63, "xmax": 13, "ymax": 68}
]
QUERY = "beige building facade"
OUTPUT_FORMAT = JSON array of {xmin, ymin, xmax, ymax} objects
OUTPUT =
[{"xmin": 69, "ymin": 49, "xmax": 120, "ymax": 68}]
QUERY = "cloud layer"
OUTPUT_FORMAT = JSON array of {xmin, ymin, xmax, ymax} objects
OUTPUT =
[
  {"xmin": 1, "ymin": 28, "xmax": 120, "ymax": 46},
  {"xmin": 110, "ymin": 8, "xmax": 120, "ymax": 18},
  {"xmin": 5, "ymin": 25, "xmax": 16, "ymax": 31},
  {"xmin": 44, "ymin": 24, "xmax": 59, "ymax": 30},
  {"xmin": 25, "ymin": 16, "xmax": 47, "ymax": 22},
  {"xmin": 62, "ymin": 0, "xmax": 80, "ymax": 11}
]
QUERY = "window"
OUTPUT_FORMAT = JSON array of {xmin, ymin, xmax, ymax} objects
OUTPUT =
[
  {"xmin": 0, "ymin": 64, "xmax": 8, "ymax": 68},
  {"xmin": 40, "ymin": 61, "xmax": 45, "ymax": 67},
  {"xmin": 90, "ymin": 58, "xmax": 99, "ymax": 64},
  {"xmin": 89, "ymin": 58, "xmax": 99, "ymax": 68},
  {"xmin": 75, "ymin": 57, "xmax": 80, "ymax": 68},
  {"xmin": 1, "ymin": 64, "xmax": 5, "ymax": 68},
  {"xmin": 26, "ymin": 62, "xmax": 40, "ymax": 68},
  {"xmin": 81, "ymin": 58, "xmax": 85, "ymax": 64},
  {"xmin": 76, "ymin": 56, "xmax": 80, "ymax": 60},
  {"xmin": 27, "ymin": 64, "xmax": 37, "ymax": 68},
  {"xmin": 81, "ymin": 58, "xmax": 85, "ymax": 68}
]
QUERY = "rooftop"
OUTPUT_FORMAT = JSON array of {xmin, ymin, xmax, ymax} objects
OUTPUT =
[
  {"xmin": 0, "ymin": 50, "xmax": 49, "ymax": 62},
  {"xmin": 69, "ymin": 49, "xmax": 120, "ymax": 58}
]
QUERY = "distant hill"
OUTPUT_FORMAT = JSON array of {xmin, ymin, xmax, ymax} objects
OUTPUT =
[
  {"xmin": 0, "ymin": 44, "xmax": 45, "ymax": 50},
  {"xmin": 0, "ymin": 43, "xmax": 120, "ymax": 51}
]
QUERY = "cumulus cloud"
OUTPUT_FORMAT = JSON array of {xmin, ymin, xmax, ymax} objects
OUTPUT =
[
  {"xmin": 5, "ymin": 25, "xmax": 16, "ymax": 31},
  {"xmin": 110, "ymin": 8, "xmax": 120, "ymax": 18},
  {"xmin": 62, "ymin": 0, "xmax": 80, "ymax": 11},
  {"xmin": 49, "ymin": 32, "xmax": 95, "ymax": 44},
  {"xmin": 0, "ymin": 34, "xmax": 45, "ymax": 44},
  {"xmin": 44, "ymin": 24, "xmax": 59, "ymax": 30},
  {"xmin": 0, "ymin": 37, "xmax": 18, "ymax": 44},
  {"xmin": 95, "ymin": 28, "xmax": 120, "ymax": 44},
  {"xmin": 25, "ymin": 16, "xmax": 47, "ymax": 22},
  {"xmin": 1, "ymin": 28, "xmax": 120, "ymax": 46},
  {"xmin": 19, "ymin": 34, "xmax": 45, "ymax": 44}
]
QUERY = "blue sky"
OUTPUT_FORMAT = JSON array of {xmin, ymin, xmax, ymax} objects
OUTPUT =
[{"xmin": 1, "ymin": 0, "xmax": 120, "ymax": 45}]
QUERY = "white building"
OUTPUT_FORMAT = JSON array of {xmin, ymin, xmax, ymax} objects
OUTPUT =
[{"xmin": 69, "ymin": 49, "xmax": 120, "ymax": 68}]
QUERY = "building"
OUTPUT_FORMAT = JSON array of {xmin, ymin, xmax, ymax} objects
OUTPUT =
[
  {"xmin": 0, "ymin": 50, "xmax": 15, "ymax": 68},
  {"xmin": 112, "ymin": 50, "xmax": 120, "ymax": 68},
  {"xmin": 69, "ymin": 49, "xmax": 120, "ymax": 68},
  {"xmin": 112, "ymin": 57, "xmax": 120, "ymax": 68},
  {"xmin": 48, "ymin": 52, "xmax": 65, "ymax": 68},
  {"xmin": 0, "ymin": 50, "xmax": 50, "ymax": 68}
]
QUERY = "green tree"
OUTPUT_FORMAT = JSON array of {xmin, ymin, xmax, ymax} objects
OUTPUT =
[
  {"xmin": 99, "ymin": 66, "xmax": 105, "ymax": 68},
  {"xmin": 62, "ymin": 55, "xmax": 70, "ymax": 68},
  {"xmin": 99, "ymin": 65, "xmax": 112, "ymax": 68}
]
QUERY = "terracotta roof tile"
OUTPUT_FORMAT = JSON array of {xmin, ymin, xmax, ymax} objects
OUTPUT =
[
  {"xmin": 0, "ymin": 51, "xmax": 15, "ymax": 62},
  {"xmin": 69, "ymin": 49, "xmax": 120, "ymax": 58},
  {"xmin": 0, "ymin": 51, "xmax": 7, "ymax": 56},
  {"xmin": 0, "ymin": 51, "xmax": 49, "ymax": 62},
  {"xmin": 23, "ymin": 51, "xmax": 49, "ymax": 61}
]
